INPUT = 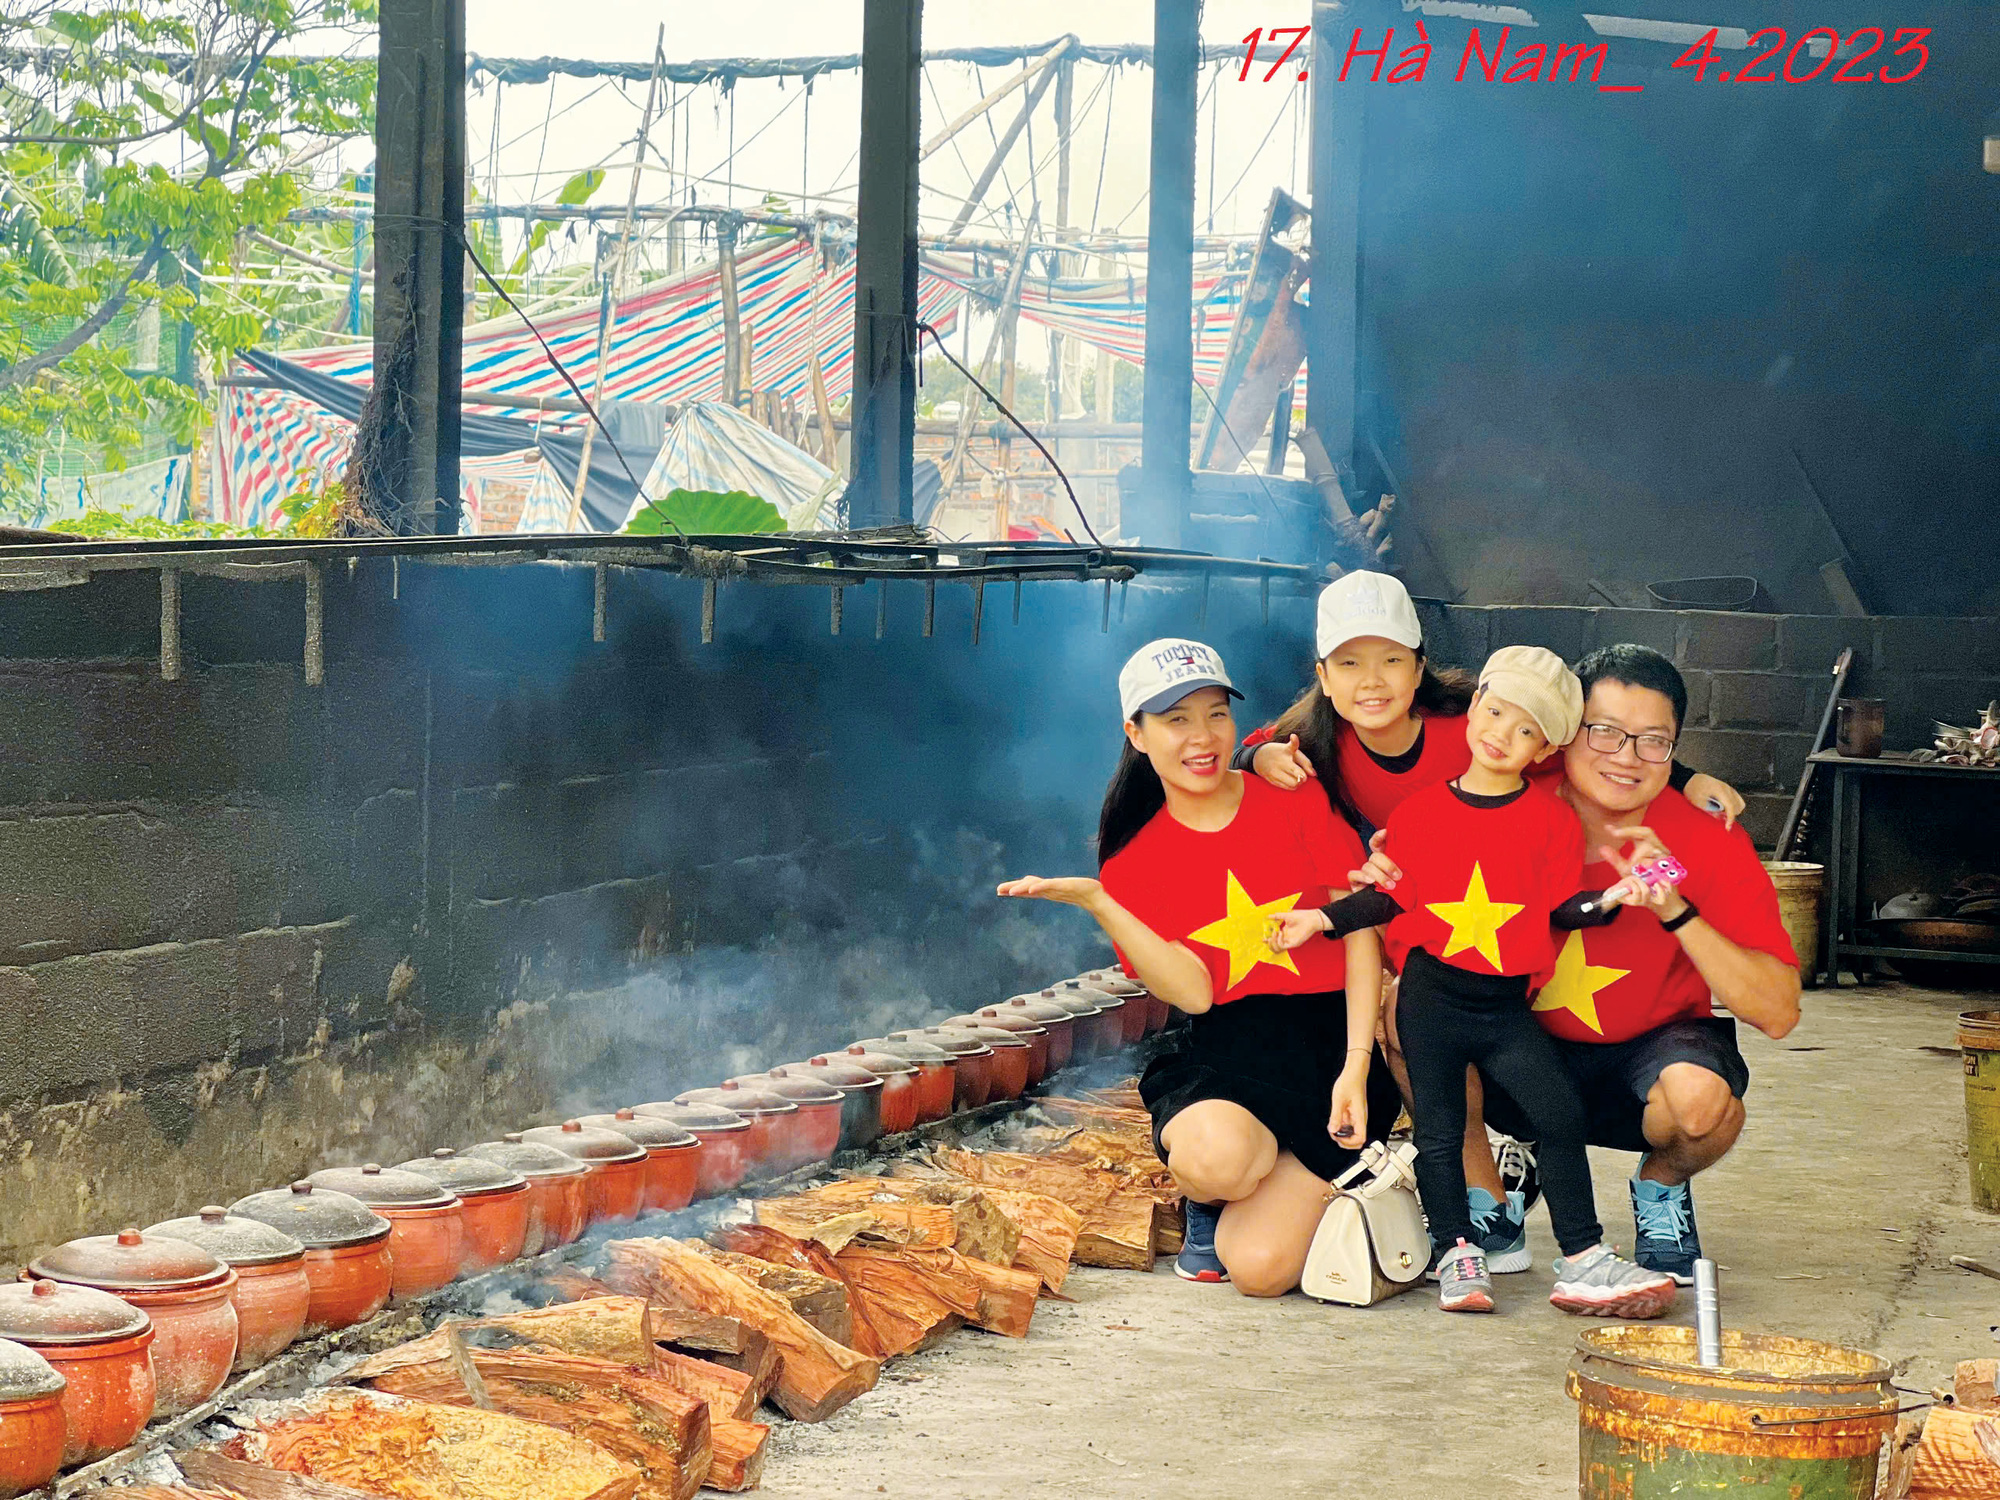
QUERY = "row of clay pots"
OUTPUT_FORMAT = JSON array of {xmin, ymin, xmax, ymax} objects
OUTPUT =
[{"xmin": 0, "ymin": 968, "xmax": 1158, "ymax": 1492}]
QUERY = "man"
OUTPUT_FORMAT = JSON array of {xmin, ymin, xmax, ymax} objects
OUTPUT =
[{"xmin": 1372, "ymin": 644, "xmax": 1802, "ymax": 1281}]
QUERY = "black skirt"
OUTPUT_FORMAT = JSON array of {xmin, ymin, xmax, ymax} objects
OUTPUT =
[{"xmin": 1140, "ymin": 989, "xmax": 1402, "ymax": 1184}]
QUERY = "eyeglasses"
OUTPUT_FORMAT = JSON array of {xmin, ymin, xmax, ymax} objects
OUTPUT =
[{"xmin": 1583, "ymin": 723, "xmax": 1677, "ymax": 763}]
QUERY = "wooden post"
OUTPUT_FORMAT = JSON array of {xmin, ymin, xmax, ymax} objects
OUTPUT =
[
  {"xmin": 719, "ymin": 220, "xmax": 743, "ymax": 407},
  {"xmin": 1047, "ymin": 53, "xmax": 1074, "ymax": 424},
  {"xmin": 1137, "ymin": 0, "xmax": 1198, "ymax": 549},
  {"xmin": 941, "ymin": 212, "xmax": 1036, "ymax": 495},
  {"xmin": 1307, "ymin": 0, "xmax": 1364, "ymax": 478},
  {"xmin": 369, "ymin": 0, "xmax": 465, "ymax": 535}
]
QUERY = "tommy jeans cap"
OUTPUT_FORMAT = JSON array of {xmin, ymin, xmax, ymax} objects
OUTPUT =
[
  {"xmin": 1118, "ymin": 638, "xmax": 1244, "ymax": 721},
  {"xmin": 1478, "ymin": 645, "xmax": 1584, "ymax": 746},
  {"xmin": 1316, "ymin": 571, "xmax": 1425, "ymax": 658}
]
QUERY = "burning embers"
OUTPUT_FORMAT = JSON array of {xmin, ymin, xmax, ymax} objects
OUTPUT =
[{"xmin": 0, "ymin": 967, "xmax": 1173, "ymax": 1497}]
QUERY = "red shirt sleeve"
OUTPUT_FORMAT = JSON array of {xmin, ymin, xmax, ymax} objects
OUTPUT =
[{"xmin": 1243, "ymin": 724, "xmax": 1276, "ymax": 750}]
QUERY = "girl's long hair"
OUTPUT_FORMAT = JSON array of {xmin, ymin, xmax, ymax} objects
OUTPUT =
[
  {"xmin": 1266, "ymin": 651, "xmax": 1478, "ymax": 834},
  {"xmin": 1096, "ymin": 731, "xmax": 1165, "ymax": 867}
]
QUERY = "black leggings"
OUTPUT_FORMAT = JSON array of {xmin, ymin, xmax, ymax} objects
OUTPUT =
[{"xmin": 1398, "ymin": 949, "xmax": 1602, "ymax": 1257}]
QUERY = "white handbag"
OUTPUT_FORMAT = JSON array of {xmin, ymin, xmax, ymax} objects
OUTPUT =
[{"xmin": 1300, "ymin": 1141, "xmax": 1430, "ymax": 1306}]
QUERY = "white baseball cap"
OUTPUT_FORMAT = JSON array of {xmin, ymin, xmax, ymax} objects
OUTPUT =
[
  {"xmin": 1118, "ymin": 638, "xmax": 1244, "ymax": 721},
  {"xmin": 1316, "ymin": 570, "xmax": 1424, "ymax": 659}
]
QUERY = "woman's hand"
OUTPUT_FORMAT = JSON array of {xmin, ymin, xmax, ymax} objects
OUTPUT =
[
  {"xmin": 997, "ymin": 875, "xmax": 1106, "ymax": 913},
  {"xmin": 1266, "ymin": 908, "xmax": 1330, "ymax": 952},
  {"xmin": 1328, "ymin": 1064, "xmax": 1370, "ymax": 1147},
  {"xmin": 1252, "ymin": 735, "xmax": 1317, "ymax": 790},
  {"xmin": 1683, "ymin": 773, "xmax": 1743, "ymax": 831},
  {"xmin": 1348, "ymin": 829, "xmax": 1403, "ymax": 892}
]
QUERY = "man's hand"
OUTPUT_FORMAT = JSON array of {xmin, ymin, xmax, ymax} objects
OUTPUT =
[
  {"xmin": 997, "ymin": 875, "xmax": 1106, "ymax": 913},
  {"xmin": 1348, "ymin": 829, "xmax": 1403, "ymax": 892},
  {"xmin": 1599, "ymin": 827, "xmax": 1690, "ymax": 921},
  {"xmin": 1267, "ymin": 908, "xmax": 1331, "ymax": 952},
  {"xmin": 1683, "ymin": 773, "xmax": 1744, "ymax": 831},
  {"xmin": 1253, "ymin": 734, "xmax": 1317, "ymax": 790}
]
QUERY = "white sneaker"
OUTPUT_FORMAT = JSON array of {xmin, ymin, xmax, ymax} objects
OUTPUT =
[{"xmin": 1550, "ymin": 1244, "xmax": 1678, "ymax": 1319}]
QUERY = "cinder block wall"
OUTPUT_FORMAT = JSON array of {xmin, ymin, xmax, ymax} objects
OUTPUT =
[{"xmin": 1418, "ymin": 604, "xmax": 2000, "ymax": 848}]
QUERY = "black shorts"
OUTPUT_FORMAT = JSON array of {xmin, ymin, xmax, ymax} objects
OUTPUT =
[
  {"xmin": 1140, "ymin": 989, "xmax": 1403, "ymax": 1183},
  {"xmin": 1481, "ymin": 1016, "xmax": 1750, "ymax": 1155}
]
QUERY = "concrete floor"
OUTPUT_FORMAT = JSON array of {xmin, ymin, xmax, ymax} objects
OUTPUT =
[{"xmin": 761, "ymin": 981, "xmax": 2000, "ymax": 1498}]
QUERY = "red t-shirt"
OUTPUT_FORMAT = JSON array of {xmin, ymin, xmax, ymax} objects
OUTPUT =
[
  {"xmin": 1531, "ymin": 788, "xmax": 1798, "ymax": 1044},
  {"xmin": 1375, "ymin": 780, "xmax": 1585, "ymax": 984},
  {"xmin": 1100, "ymin": 775, "xmax": 1367, "ymax": 1003},
  {"xmin": 1245, "ymin": 713, "xmax": 1564, "ymax": 834}
]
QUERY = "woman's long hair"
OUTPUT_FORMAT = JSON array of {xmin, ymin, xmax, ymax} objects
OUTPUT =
[
  {"xmin": 1096, "ymin": 729, "xmax": 1166, "ymax": 867},
  {"xmin": 1266, "ymin": 651, "xmax": 1478, "ymax": 834}
]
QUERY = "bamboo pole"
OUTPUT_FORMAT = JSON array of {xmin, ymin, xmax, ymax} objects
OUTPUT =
[
  {"xmin": 920, "ymin": 38, "xmax": 1070, "ymax": 163},
  {"xmin": 942, "ymin": 211, "xmax": 1037, "ymax": 496}
]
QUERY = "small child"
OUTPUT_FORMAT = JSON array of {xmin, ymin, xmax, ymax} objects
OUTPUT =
[{"xmin": 1269, "ymin": 646, "xmax": 1678, "ymax": 1318}]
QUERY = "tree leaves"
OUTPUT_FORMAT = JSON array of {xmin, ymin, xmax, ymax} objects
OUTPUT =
[{"xmin": 622, "ymin": 488, "xmax": 788, "ymax": 536}]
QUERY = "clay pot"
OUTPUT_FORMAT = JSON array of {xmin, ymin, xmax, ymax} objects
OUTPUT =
[
  {"xmin": 929, "ymin": 1025, "xmax": 1031, "ymax": 1101},
  {"xmin": 0, "ymin": 1339, "xmax": 64, "ymax": 1497},
  {"xmin": 720, "ymin": 1076, "xmax": 846, "ymax": 1169},
  {"xmin": 852, "ymin": 1037, "xmax": 955, "ymax": 1123},
  {"xmin": 305, "ymin": 1165, "xmax": 464, "ymax": 1303},
  {"xmin": 460, "ymin": 1139, "xmax": 590, "ymax": 1254},
  {"xmin": 516, "ymin": 1123, "xmax": 649, "ymax": 1226},
  {"xmin": 887, "ymin": 1029, "xmax": 993, "ymax": 1109},
  {"xmin": 673, "ymin": 1086, "xmax": 799, "ymax": 1180},
  {"xmin": 572, "ymin": 1113, "xmax": 701, "ymax": 1214},
  {"xmin": 768, "ymin": 1056, "xmax": 888, "ymax": 1152},
  {"xmin": 628, "ymin": 1103, "xmax": 752, "ymax": 1199},
  {"xmin": 960, "ymin": 1003, "xmax": 1065, "ymax": 1080},
  {"xmin": 1076, "ymin": 974, "xmax": 1152, "ymax": 1044},
  {"xmin": 27, "ymin": 1228, "xmax": 237, "ymax": 1418},
  {"xmin": 815, "ymin": 1050, "xmax": 921, "ymax": 1135},
  {"xmin": 1002, "ymin": 994, "xmax": 1087, "ymax": 1068},
  {"xmin": 394, "ymin": 1151, "xmax": 532, "ymax": 1274},
  {"xmin": 1039, "ymin": 985, "xmax": 1123, "ymax": 1057},
  {"xmin": 145, "ymin": 1207, "xmax": 310, "ymax": 1373},
  {"xmin": 0, "ymin": 1281, "xmax": 153, "ymax": 1466},
  {"xmin": 229, "ymin": 1183, "xmax": 393, "ymax": 1334}
]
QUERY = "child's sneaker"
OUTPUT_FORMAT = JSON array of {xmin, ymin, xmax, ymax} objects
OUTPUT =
[
  {"xmin": 1174, "ymin": 1200, "xmax": 1229, "ymax": 1283},
  {"xmin": 1435, "ymin": 1238, "xmax": 1494, "ymax": 1313},
  {"xmin": 1490, "ymin": 1130, "xmax": 1541, "ymax": 1214},
  {"xmin": 1469, "ymin": 1186, "xmax": 1530, "ymax": 1273},
  {"xmin": 1549, "ymin": 1243, "xmax": 1678, "ymax": 1318},
  {"xmin": 1631, "ymin": 1175, "xmax": 1700, "ymax": 1286}
]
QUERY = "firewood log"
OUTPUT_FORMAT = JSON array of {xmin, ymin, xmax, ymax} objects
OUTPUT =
[
  {"xmin": 606, "ymin": 1238, "xmax": 881, "ymax": 1422},
  {"xmin": 820, "ymin": 1245, "xmax": 965, "ymax": 1357},
  {"xmin": 1959, "ymin": 1359, "xmax": 2000, "ymax": 1412},
  {"xmin": 934, "ymin": 1149, "xmax": 1155, "ymax": 1271},
  {"xmin": 649, "ymin": 1347, "xmax": 760, "ymax": 1423},
  {"xmin": 539, "ymin": 1269, "xmax": 624, "ymax": 1303},
  {"xmin": 709, "ymin": 1223, "xmax": 892, "ymax": 1359},
  {"xmin": 750, "ymin": 1196, "xmax": 955, "ymax": 1250},
  {"xmin": 348, "ymin": 1297, "xmax": 660, "ymax": 1378},
  {"xmin": 794, "ymin": 1180, "xmax": 1022, "ymax": 1268},
  {"xmin": 1909, "ymin": 1404, "xmax": 2000, "ymax": 1497},
  {"xmin": 684, "ymin": 1242, "xmax": 853, "ymax": 1346},
  {"xmin": 361, "ymin": 1349, "xmax": 710, "ymax": 1500},
  {"xmin": 703, "ymin": 1419, "xmax": 770, "ymax": 1494},
  {"xmin": 225, "ymin": 1388, "xmax": 641, "ymax": 1500},
  {"xmin": 916, "ymin": 1182, "xmax": 1081, "ymax": 1294},
  {"xmin": 177, "ymin": 1453, "xmax": 386, "ymax": 1500}
]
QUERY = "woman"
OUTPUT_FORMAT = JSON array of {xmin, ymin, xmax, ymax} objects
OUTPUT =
[{"xmin": 998, "ymin": 638, "xmax": 1401, "ymax": 1296}]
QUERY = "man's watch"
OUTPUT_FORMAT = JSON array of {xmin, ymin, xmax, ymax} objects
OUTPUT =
[{"xmin": 1660, "ymin": 900, "xmax": 1700, "ymax": 934}]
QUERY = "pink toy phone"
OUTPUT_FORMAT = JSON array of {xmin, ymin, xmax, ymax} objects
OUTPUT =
[{"xmin": 1632, "ymin": 856, "xmax": 1688, "ymax": 890}]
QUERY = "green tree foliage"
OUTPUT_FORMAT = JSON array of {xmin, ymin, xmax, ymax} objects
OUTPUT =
[
  {"xmin": 622, "ymin": 488, "xmax": 786, "ymax": 536},
  {"xmin": 0, "ymin": 1, "xmax": 377, "ymax": 501}
]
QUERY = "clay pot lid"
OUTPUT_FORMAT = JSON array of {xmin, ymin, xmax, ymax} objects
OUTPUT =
[
  {"xmin": 0, "ymin": 1281, "xmax": 150, "ymax": 1347},
  {"xmin": 909, "ymin": 1026, "xmax": 1002, "ymax": 1056},
  {"xmin": 729, "ymin": 1070, "xmax": 846, "ymax": 1105},
  {"xmin": 1080, "ymin": 973, "xmax": 1146, "ymax": 997},
  {"xmin": 572, "ymin": 1111, "xmax": 699, "ymax": 1150},
  {"xmin": 856, "ymin": 1034, "xmax": 954, "ymax": 1064},
  {"xmin": 936, "ymin": 1032, "xmax": 1032, "ymax": 1048},
  {"xmin": 306, "ymin": 1164, "xmax": 458, "ymax": 1210},
  {"xmin": 461, "ymin": 1138, "xmax": 590, "ymax": 1179},
  {"xmin": 1034, "ymin": 986, "xmax": 1110, "ymax": 1016},
  {"xmin": 144, "ymin": 1207, "xmax": 306, "ymax": 1269},
  {"xmin": 629, "ymin": 1101, "xmax": 753, "ymax": 1135},
  {"xmin": 0, "ymin": 1337, "xmax": 64, "ymax": 1400},
  {"xmin": 517, "ymin": 1122, "xmax": 648, "ymax": 1164},
  {"xmin": 953, "ymin": 1009, "xmax": 1049, "ymax": 1035},
  {"xmin": 393, "ymin": 1149, "xmax": 530, "ymax": 1198},
  {"xmin": 775, "ymin": 1057, "xmax": 882, "ymax": 1091},
  {"xmin": 230, "ymin": 1182, "xmax": 395, "ymax": 1250},
  {"xmin": 28, "ymin": 1227, "xmax": 231, "ymax": 1293},
  {"xmin": 995, "ymin": 996, "xmax": 1073, "ymax": 1023},
  {"xmin": 675, "ymin": 1084, "xmax": 799, "ymax": 1120},
  {"xmin": 831, "ymin": 1046, "xmax": 920, "ymax": 1078}
]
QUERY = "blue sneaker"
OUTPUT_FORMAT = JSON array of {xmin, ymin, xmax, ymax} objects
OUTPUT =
[
  {"xmin": 1174, "ymin": 1200, "xmax": 1229, "ymax": 1283},
  {"xmin": 1469, "ymin": 1186, "xmax": 1531, "ymax": 1274},
  {"xmin": 1631, "ymin": 1175, "xmax": 1700, "ymax": 1286}
]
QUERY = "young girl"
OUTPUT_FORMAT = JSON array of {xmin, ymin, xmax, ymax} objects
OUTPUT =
[
  {"xmin": 999, "ymin": 638, "xmax": 1401, "ymax": 1295},
  {"xmin": 1239, "ymin": 571, "xmax": 1744, "ymax": 1265},
  {"xmin": 1271, "ymin": 647, "xmax": 1677, "ymax": 1318}
]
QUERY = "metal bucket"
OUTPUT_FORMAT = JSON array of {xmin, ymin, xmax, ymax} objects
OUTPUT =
[
  {"xmin": 1567, "ymin": 1325, "xmax": 1896, "ymax": 1499},
  {"xmin": 1961, "ymin": 1010, "xmax": 2000, "ymax": 1211},
  {"xmin": 1763, "ymin": 861, "xmax": 1824, "ymax": 984}
]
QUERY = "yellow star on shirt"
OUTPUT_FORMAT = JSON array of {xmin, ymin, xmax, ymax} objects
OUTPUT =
[
  {"xmin": 1533, "ymin": 930, "xmax": 1631, "ymax": 1036},
  {"xmin": 1187, "ymin": 871, "xmax": 1304, "ymax": 990},
  {"xmin": 1426, "ymin": 861, "xmax": 1524, "ymax": 973}
]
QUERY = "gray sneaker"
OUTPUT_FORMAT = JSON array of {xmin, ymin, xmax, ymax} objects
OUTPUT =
[
  {"xmin": 1550, "ymin": 1243, "xmax": 1678, "ymax": 1319},
  {"xmin": 1435, "ymin": 1238, "xmax": 1494, "ymax": 1313}
]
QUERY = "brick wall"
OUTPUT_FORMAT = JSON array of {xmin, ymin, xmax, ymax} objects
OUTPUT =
[{"xmin": 1419, "ymin": 604, "xmax": 2000, "ymax": 848}]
